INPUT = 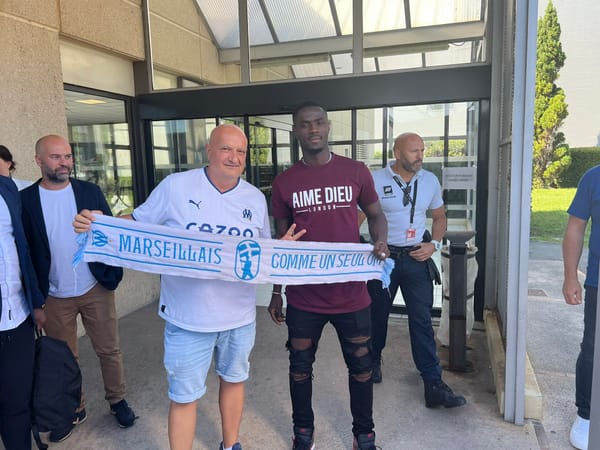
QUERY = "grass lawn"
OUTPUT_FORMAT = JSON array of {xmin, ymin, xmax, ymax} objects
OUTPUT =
[{"xmin": 530, "ymin": 188, "xmax": 581, "ymax": 243}]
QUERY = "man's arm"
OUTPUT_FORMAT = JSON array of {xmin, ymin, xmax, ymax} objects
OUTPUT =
[
  {"xmin": 362, "ymin": 201, "xmax": 389, "ymax": 259},
  {"xmin": 268, "ymin": 217, "xmax": 293, "ymax": 325},
  {"xmin": 563, "ymin": 215, "xmax": 587, "ymax": 305},
  {"xmin": 408, "ymin": 205, "xmax": 446, "ymax": 262},
  {"xmin": 430, "ymin": 205, "xmax": 447, "ymax": 243}
]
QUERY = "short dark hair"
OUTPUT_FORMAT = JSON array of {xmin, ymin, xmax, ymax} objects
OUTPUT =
[
  {"xmin": 292, "ymin": 101, "xmax": 328, "ymax": 124},
  {"xmin": 0, "ymin": 145, "xmax": 15, "ymax": 171}
]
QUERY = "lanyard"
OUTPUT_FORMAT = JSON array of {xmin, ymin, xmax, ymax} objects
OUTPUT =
[{"xmin": 393, "ymin": 176, "xmax": 418, "ymax": 225}]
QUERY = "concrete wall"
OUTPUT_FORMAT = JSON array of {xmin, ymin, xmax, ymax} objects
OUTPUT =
[{"xmin": 0, "ymin": 1, "xmax": 160, "ymax": 320}]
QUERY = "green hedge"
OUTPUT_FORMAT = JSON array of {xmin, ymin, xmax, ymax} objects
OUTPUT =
[{"xmin": 560, "ymin": 147, "xmax": 600, "ymax": 187}]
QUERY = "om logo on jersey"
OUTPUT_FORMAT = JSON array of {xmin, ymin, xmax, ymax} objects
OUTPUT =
[{"xmin": 234, "ymin": 240, "xmax": 261, "ymax": 280}]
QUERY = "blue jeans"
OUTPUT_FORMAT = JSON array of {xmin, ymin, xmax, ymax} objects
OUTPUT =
[
  {"xmin": 285, "ymin": 304, "xmax": 374, "ymax": 436},
  {"xmin": 370, "ymin": 254, "xmax": 442, "ymax": 382},
  {"xmin": 577, "ymin": 286, "xmax": 597, "ymax": 419}
]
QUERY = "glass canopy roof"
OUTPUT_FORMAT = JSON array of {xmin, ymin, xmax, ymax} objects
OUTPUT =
[{"xmin": 195, "ymin": 0, "xmax": 487, "ymax": 79}]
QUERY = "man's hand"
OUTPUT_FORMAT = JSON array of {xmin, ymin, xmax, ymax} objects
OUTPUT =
[
  {"xmin": 409, "ymin": 242, "xmax": 436, "ymax": 261},
  {"xmin": 281, "ymin": 223, "xmax": 306, "ymax": 241},
  {"xmin": 372, "ymin": 241, "xmax": 389, "ymax": 260},
  {"xmin": 73, "ymin": 209, "xmax": 103, "ymax": 233},
  {"xmin": 33, "ymin": 308, "xmax": 46, "ymax": 331},
  {"xmin": 268, "ymin": 294, "xmax": 285, "ymax": 325},
  {"xmin": 563, "ymin": 277, "xmax": 583, "ymax": 305}
]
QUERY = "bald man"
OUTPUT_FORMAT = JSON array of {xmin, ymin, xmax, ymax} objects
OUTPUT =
[
  {"xmin": 21, "ymin": 135, "xmax": 135, "ymax": 443},
  {"xmin": 366, "ymin": 132, "xmax": 466, "ymax": 408}
]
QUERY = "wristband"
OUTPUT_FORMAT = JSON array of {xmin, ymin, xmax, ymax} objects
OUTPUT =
[{"xmin": 272, "ymin": 291, "xmax": 282, "ymax": 295}]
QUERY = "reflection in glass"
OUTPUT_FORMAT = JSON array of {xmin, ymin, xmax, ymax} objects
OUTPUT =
[
  {"xmin": 151, "ymin": 119, "xmax": 216, "ymax": 185},
  {"xmin": 70, "ymin": 123, "xmax": 134, "ymax": 216},
  {"xmin": 66, "ymin": 90, "xmax": 134, "ymax": 216}
]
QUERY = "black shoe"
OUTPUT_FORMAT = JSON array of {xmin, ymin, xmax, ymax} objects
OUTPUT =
[
  {"xmin": 73, "ymin": 408, "xmax": 87, "ymax": 425},
  {"xmin": 352, "ymin": 432, "xmax": 380, "ymax": 450},
  {"xmin": 292, "ymin": 426, "xmax": 315, "ymax": 450},
  {"xmin": 49, "ymin": 424, "xmax": 74, "ymax": 443},
  {"xmin": 372, "ymin": 359, "xmax": 382, "ymax": 384},
  {"xmin": 424, "ymin": 380, "xmax": 466, "ymax": 408},
  {"xmin": 110, "ymin": 399, "xmax": 138, "ymax": 428}
]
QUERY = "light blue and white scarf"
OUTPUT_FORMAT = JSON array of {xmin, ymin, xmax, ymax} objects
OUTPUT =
[{"xmin": 74, "ymin": 215, "xmax": 393, "ymax": 286}]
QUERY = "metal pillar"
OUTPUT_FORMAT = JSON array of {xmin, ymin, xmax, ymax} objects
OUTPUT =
[{"xmin": 445, "ymin": 230, "xmax": 476, "ymax": 372}]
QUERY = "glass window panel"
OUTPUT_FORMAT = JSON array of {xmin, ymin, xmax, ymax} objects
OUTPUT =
[
  {"xmin": 363, "ymin": 0, "xmax": 406, "ymax": 32},
  {"xmin": 66, "ymin": 91, "xmax": 133, "ymax": 215},
  {"xmin": 275, "ymin": 128, "xmax": 293, "ymax": 172},
  {"xmin": 328, "ymin": 110, "xmax": 352, "ymax": 142},
  {"xmin": 333, "ymin": 0, "xmax": 352, "ymax": 34},
  {"xmin": 151, "ymin": 118, "xmax": 215, "ymax": 184},
  {"xmin": 355, "ymin": 142, "xmax": 385, "ymax": 170},
  {"xmin": 409, "ymin": 0, "xmax": 481, "ymax": 27},
  {"xmin": 425, "ymin": 41, "xmax": 473, "ymax": 67},
  {"xmin": 264, "ymin": 0, "xmax": 336, "ymax": 41},
  {"xmin": 196, "ymin": 0, "xmax": 273, "ymax": 48},
  {"xmin": 389, "ymin": 104, "xmax": 445, "ymax": 145},
  {"xmin": 356, "ymin": 108, "xmax": 383, "ymax": 140},
  {"xmin": 329, "ymin": 144, "xmax": 353, "ymax": 159},
  {"xmin": 113, "ymin": 124, "xmax": 130, "ymax": 146},
  {"xmin": 292, "ymin": 61, "xmax": 334, "ymax": 78},
  {"xmin": 364, "ymin": 57, "xmax": 377, "ymax": 72},
  {"xmin": 378, "ymin": 53, "xmax": 423, "ymax": 71},
  {"xmin": 70, "ymin": 123, "xmax": 134, "ymax": 215},
  {"xmin": 331, "ymin": 54, "xmax": 377, "ymax": 74}
]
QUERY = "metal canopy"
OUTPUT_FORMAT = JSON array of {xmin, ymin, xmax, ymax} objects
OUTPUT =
[{"xmin": 195, "ymin": 0, "xmax": 488, "ymax": 76}]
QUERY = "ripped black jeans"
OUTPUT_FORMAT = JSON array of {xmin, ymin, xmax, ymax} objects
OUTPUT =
[{"xmin": 285, "ymin": 304, "xmax": 374, "ymax": 436}]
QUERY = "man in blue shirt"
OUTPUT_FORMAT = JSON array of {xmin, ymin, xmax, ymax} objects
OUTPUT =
[{"xmin": 563, "ymin": 165, "xmax": 600, "ymax": 450}]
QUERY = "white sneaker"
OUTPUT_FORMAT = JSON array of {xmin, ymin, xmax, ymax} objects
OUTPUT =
[{"xmin": 570, "ymin": 415, "xmax": 589, "ymax": 449}]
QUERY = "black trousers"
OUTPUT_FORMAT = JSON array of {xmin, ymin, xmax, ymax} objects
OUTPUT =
[{"xmin": 0, "ymin": 316, "xmax": 35, "ymax": 450}]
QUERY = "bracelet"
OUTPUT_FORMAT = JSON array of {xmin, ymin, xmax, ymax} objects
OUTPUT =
[{"xmin": 272, "ymin": 291, "xmax": 282, "ymax": 295}]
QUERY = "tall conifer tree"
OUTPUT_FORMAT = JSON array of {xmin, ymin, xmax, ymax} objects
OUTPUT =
[{"xmin": 534, "ymin": 0, "xmax": 569, "ymax": 187}]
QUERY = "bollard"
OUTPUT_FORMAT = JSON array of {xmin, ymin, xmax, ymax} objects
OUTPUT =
[{"xmin": 444, "ymin": 230, "xmax": 476, "ymax": 372}]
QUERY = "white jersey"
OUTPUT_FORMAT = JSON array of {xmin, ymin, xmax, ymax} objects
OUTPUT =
[
  {"xmin": 371, "ymin": 164, "xmax": 443, "ymax": 246},
  {"xmin": 132, "ymin": 167, "xmax": 271, "ymax": 332}
]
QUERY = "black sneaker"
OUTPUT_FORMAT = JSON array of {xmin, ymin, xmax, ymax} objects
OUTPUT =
[
  {"xmin": 73, "ymin": 408, "xmax": 87, "ymax": 425},
  {"xmin": 352, "ymin": 432, "xmax": 379, "ymax": 450},
  {"xmin": 372, "ymin": 359, "xmax": 382, "ymax": 384},
  {"xmin": 48, "ymin": 424, "xmax": 74, "ymax": 443},
  {"xmin": 219, "ymin": 442, "xmax": 242, "ymax": 450},
  {"xmin": 424, "ymin": 380, "xmax": 466, "ymax": 408},
  {"xmin": 110, "ymin": 399, "xmax": 138, "ymax": 428},
  {"xmin": 292, "ymin": 426, "xmax": 315, "ymax": 450}
]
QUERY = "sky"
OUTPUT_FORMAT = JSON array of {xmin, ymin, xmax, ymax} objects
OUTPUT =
[{"xmin": 537, "ymin": 0, "xmax": 600, "ymax": 147}]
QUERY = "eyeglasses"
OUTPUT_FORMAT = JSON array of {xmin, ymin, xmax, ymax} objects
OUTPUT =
[{"xmin": 402, "ymin": 185, "xmax": 412, "ymax": 207}]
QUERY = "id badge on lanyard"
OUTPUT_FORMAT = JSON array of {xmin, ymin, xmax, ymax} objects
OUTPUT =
[{"xmin": 393, "ymin": 175, "xmax": 418, "ymax": 243}]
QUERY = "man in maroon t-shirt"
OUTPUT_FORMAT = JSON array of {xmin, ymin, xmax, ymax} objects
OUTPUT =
[{"xmin": 268, "ymin": 101, "xmax": 389, "ymax": 450}]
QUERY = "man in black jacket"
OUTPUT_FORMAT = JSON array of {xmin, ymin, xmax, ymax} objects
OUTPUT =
[
  {"xmin": 21, "ymin": 135, "xmax": 136, "ymax": 442},
  {"xmin": 0, "ymin": 175, "xmax": 46, "ymax": 450}
]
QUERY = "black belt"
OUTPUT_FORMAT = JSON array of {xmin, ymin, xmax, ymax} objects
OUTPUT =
[{"xmin": 388, "ymin": 244, "xmax": 419, "ymax": 259}]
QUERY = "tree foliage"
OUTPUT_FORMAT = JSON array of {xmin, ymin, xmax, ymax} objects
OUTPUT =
[
  {"xmin": 533, "ymin": 0, "xmax": 571, "ymax": 187},
  {"xmin": 533, "ymin": 1, "xmax": 569, "ymax": 188}
]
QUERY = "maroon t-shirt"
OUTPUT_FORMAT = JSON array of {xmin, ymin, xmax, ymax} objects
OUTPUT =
[{"xmin": 271, "ymin": 153, "xmax": 379, "ymax": 314}]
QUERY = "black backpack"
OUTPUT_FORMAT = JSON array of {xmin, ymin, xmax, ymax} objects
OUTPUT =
[{"xmin": 31, "ymin": 332, "xmax": 82, "ymax": 450}]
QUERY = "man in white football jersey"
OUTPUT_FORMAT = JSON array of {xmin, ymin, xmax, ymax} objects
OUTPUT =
[{"xmin": 74, "ymin": 124, "xmax": 299, "ymax": 450}]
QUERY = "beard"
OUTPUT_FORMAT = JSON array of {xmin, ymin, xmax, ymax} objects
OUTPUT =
[{"xmin": 44, "ymin": 168, "xmax": 71, "ymax": 183}]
